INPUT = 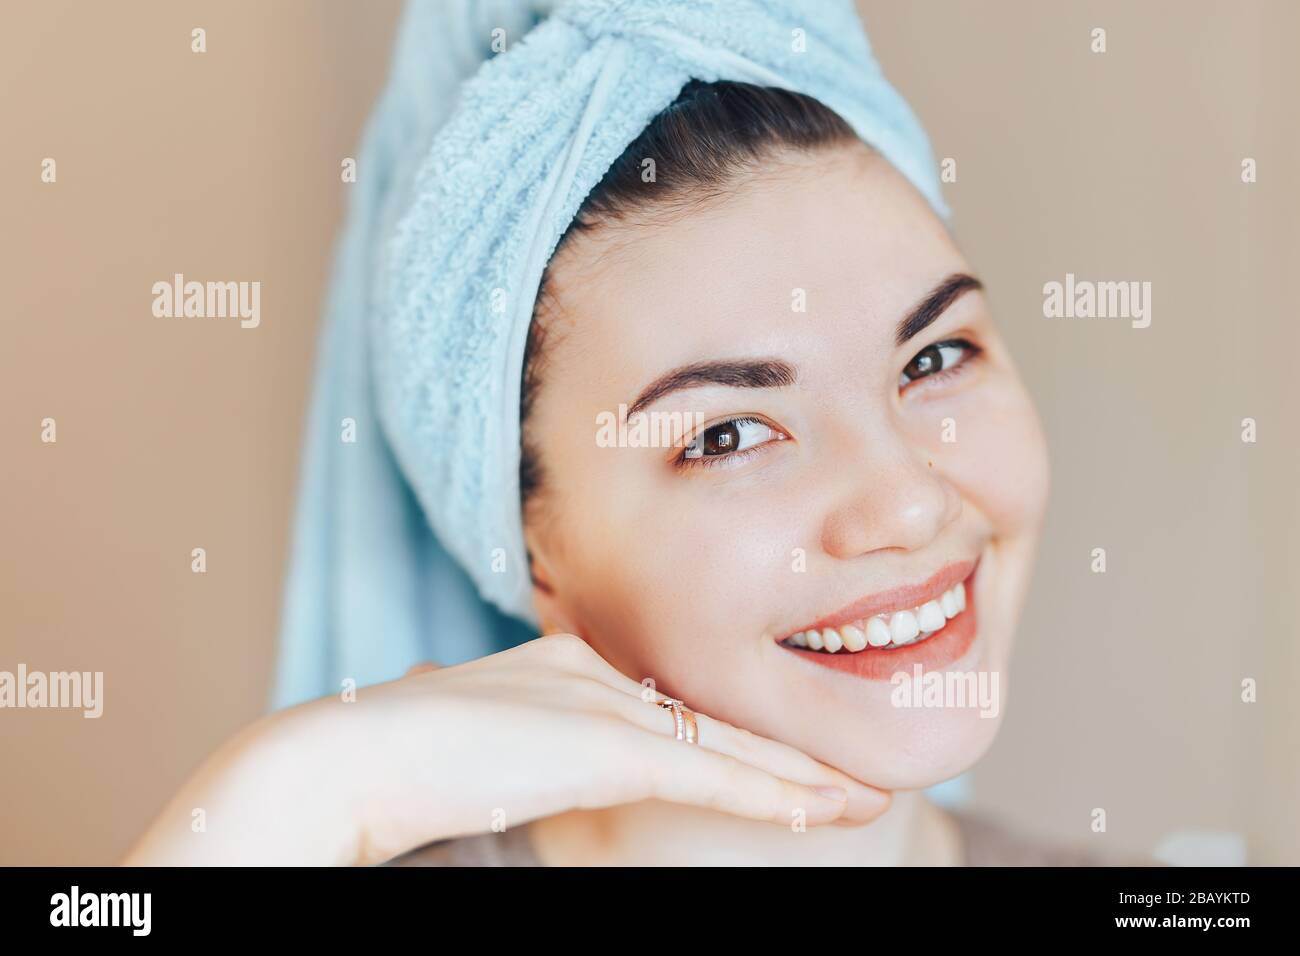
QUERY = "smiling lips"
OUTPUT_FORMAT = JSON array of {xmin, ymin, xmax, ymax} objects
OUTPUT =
[{"xmin": 776, "ymin": 560, "xmax": 979, "ymax": 680}]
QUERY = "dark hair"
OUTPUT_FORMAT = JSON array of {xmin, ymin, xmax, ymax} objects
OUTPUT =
[{"xmin": 519, "ymin": 80, "xmax": 856, "ymax": 513}]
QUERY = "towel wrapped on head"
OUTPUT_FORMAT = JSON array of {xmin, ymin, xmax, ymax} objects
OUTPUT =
[{"xmin": 273, "ymin": 0, "xmax": 947, "ymax": 709}]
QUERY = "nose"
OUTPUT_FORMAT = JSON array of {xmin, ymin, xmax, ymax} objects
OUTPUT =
[{"xmin": 820, "ymin": 441, "xmax": 962, "ymax": 559}]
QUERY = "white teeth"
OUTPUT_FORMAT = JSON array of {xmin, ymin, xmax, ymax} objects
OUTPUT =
[
  {"xmin": 786, "ymin": 577, "xmax": 971, "ymax": 654},
  {"xmin": 840, "ymin": 624, "xmax": 867, "ymax": 652},
  {"xmin": 940, "ymin": 589, "xmax": 959, "ymax": 618},
  {"xmin": 865, "ymin": 616, "xmax": 893, "ymax": 647},
  {"xmin": 917, "ymin": 600, "xmax": 946, "ymax": 633},
  {"xmin": 890, "ymin": 609, "xmax": 921, "ymax": 645}
]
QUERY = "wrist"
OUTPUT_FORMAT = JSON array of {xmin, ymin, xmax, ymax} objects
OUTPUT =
[{"xmin": 231, "ymin": 701, "xmax": 365, "ymax": 865}]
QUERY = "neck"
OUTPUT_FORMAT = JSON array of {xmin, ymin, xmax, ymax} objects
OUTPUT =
[{"xmin": 530, "ymin": 790, "xmax": 963, "ymax": 866}]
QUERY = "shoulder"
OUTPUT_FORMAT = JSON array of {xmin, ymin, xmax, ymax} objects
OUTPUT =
[
  {"xmin": 386, "ymin": 827, "xmax": 540, "ymax": 867},
  {"xmin": 951, "ymin": 810, "xmax": 1158, "ymax": 867}
]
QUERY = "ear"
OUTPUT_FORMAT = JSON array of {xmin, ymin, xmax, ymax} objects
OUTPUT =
[{"xmin": 523, "ymin": 526, "xmax": 580, "ymax": 637}]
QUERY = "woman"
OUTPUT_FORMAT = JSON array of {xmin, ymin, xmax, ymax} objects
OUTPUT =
[{"xmin": 124, "ymin": 0, "xmax": 1090, "ymax": 866}]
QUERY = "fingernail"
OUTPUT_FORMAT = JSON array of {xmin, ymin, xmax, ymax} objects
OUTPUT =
[
  {"xmin": 843, "ymin": 787, "xmax": 891, "ymax": 822},
  {"xmin": 813, "ymin": 785, "xmax": 848, "ymax": 801}
]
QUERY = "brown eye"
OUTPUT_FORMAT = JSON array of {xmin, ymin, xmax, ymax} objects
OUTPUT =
[
  {"xmin": 899, "ymin": 339, "xmax": 977, "ymax": 388},
  {"xmin": 682, "ymin": 416, "xmax": 785, "ymax": 462},
  {"xmin": 903, "ymin": 345, "xmax": 943, "ymax": 380},
  {"xmin": 701, "ymin": 421, "xmax": 740, "ymax": 455}
]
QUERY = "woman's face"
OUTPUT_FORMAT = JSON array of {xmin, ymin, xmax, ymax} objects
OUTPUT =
[{"xmin": 524, "ymin": 143, "xmax": 1049, "ymax": 790}]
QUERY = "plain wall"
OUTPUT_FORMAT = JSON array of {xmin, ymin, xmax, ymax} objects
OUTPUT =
[{"xmin": 1, "ymin": 0, "xmax": 1295, "ymax": 865}]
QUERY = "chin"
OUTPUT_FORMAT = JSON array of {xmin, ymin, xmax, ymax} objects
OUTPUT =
[
  {"xmin": 824, "ymin": 697, "xmax": 1009, "ymax": 792},
  {"xmin": 807, "ymin": 623, "xmax": 1015, "ymax": 791}
]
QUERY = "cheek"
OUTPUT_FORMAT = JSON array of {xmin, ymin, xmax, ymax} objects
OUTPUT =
[
  {"xmin": 939, "ymin": 378, "xmax": 1050, "ymax": 536},
  {"xmin": 557, "ymin": 473, "xmax": 796, "ymax": 685}
]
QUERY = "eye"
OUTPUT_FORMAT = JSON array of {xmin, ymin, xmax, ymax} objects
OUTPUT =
[
  {"xmin": 899, "ymin": 338, "xmax": 979, "ymax": 389},
  {"xmin": 680, "ymin": 415, "xmax": 786, "ymax": 466}
]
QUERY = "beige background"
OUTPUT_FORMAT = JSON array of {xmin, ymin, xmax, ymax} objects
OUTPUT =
[{"xmin": 1, "ymin": 1, "xmax": 1295, "ymax": 865}]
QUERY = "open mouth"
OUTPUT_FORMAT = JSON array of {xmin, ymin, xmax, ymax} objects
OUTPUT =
[
  {"xmin": 775, "ymin": 559, "xmax": 980, "ymax": 679},
  {"xmin": 781, "ymin": 579, "xmax": 967, "ymax": 654}
]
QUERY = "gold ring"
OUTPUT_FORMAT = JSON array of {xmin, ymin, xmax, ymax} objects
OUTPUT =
[{"xmin": 655, "ymin": 697, "xmax": 699, "ymax": 745}]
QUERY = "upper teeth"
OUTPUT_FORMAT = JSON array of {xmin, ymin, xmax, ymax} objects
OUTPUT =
[{"xmin": 784, "ymin": 581, "xmax": 966, "ymax": 653}]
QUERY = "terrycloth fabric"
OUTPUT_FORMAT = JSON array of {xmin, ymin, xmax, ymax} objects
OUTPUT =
[{"xmin": 273, "ymin": 0, "xmax": 947, "ymax": 710}]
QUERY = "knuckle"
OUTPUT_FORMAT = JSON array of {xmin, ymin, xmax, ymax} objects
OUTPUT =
[{"xmin": 537, "ymin": 631, "xmax": 592, "ymax": 665}]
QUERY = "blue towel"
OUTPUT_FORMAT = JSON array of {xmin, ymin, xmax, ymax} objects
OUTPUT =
[{"xmin": 272, "ymin": 0, "xmax": 947, "ymax": 710}]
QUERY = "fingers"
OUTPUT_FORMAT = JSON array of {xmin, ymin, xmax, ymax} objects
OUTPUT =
[
  {"xmin": 688, "ymin": 713, "xmax": 889, "ymax": 824},
  {"xmin": 508, "ymin": 632, "xmax": 891, "ymax": 825},
  {"xmin": 617, "ymin": 726, "xmax": 850, "ymax": 827},
  {"xmin": 603, "ymin": 686, "xmax": 889, "ymax": 824}
]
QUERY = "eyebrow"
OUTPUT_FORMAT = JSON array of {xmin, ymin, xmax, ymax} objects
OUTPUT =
[
  {"xmin": 895, "ymin": 273, "xmax": 983, "ymax": 347},
  {"xmin": 626, "ymin": 358, "xmax": 796, "ymax": 418},
  {"xmin": 625, "ymin": 272, "xmax": 984, "ymax": 417}
]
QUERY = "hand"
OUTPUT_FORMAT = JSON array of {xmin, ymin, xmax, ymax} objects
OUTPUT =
[{"xmin": 123, "ymin": 633, "xmax": 889, "ymax": 865}]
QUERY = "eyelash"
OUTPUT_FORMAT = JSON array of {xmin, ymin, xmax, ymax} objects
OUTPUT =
[
  {"xmin": 672, "ymin": 338, "xmax": 982, "ymax": 472},
  {"xmin": 673, "ymin": 416, "xmax": 784, "ymax": 472},
  {"xmin": 899, "ymin": 337, "xmax": 982, "ymax": 392}
]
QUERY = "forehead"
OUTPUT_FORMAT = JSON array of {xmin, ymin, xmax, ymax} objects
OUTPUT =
[{"xmin": 541, "ymin": 144, "xmax": 961, "ymax": 386}]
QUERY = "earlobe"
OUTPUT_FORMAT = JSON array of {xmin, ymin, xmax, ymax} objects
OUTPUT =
[
  {"xmin": 525, "ymin": 526, "xmax": 580, "ymax": 636},
  {"xmin": 525, "ymin": 542, "xmax": 555, "ymax": 595},
  {"xmin": 526, "ymin": 547, "xmax": 568, "ymax": 635},
  {"xmin": 532, "ymin": 589, "xmax": 576, "ymax": 637}
]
